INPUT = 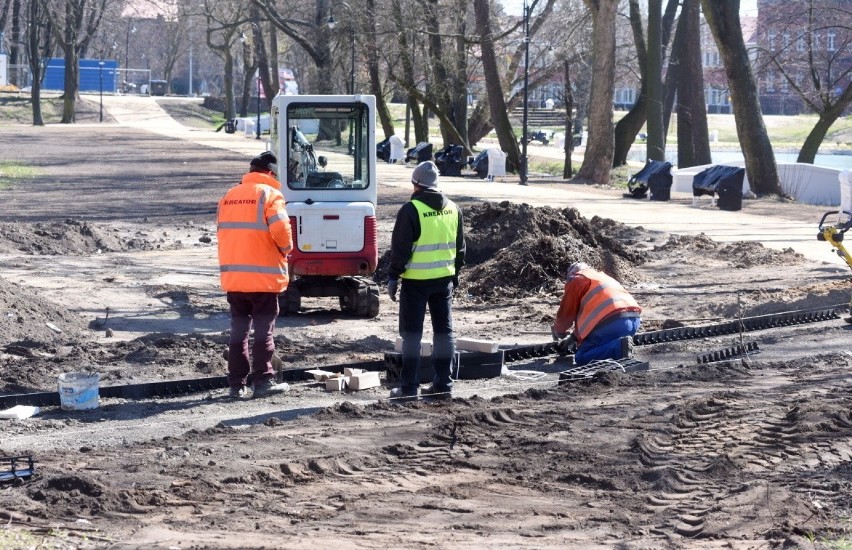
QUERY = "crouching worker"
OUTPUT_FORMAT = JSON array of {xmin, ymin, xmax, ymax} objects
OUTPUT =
[{"xmin": 551, "ymin": 262, "xmax": 642, "ymax": 365}]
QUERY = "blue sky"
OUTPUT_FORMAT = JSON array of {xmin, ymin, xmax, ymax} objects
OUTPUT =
[{"xmin": 500, "ymin": 1, "xmax": 759, "ymax": 17}]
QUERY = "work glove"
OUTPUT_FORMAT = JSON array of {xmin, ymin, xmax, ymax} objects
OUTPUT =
[
  {"xmin": 551, "ymin": 324, "xmax": 567, "ymax": 342},
  {"xmin": 387, "ymin": 278, "xmax": 398, "ymax": 302},
  {"xmin": 556, "ymin": 333, "xmax": 577, "ymax": 354}
]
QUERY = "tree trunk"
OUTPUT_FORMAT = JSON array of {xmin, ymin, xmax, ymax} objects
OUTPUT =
[
  {"xmin": 223, "ymin": 52, "xmax": 236, "ymax": 121},
  {"xmin": 238, "ymin": 41, "xmax": 255, "ymax": 118},
  {"xmin": 59, "ymin": 1, "xmax": 78, "ymax": 125},
  {"xmin": 390, "ymin": 0, "xmax": 426, "ymax": 143},
  {"xmin": 613, "ymin": 0, "xmax": 647, "ymax": 167},
  {"xmin": 676, "ymin": 0, "xmax": 711, "ymax": 168},
  {"xmin": 797, "ymin": 85, "xmax": 852, "ymax": 164},
  {"xmin": 576, "ymin": 0, "xmax": 618, "ymax": 184},
  {"xmin": 702, "ymin": 0, "xmax": 780, "ymax": 196},
  {"xmin": 563, "ymin": 58, "xmax": 575, "ymax": 180},
  {"xmin": 662, "ymin": 2, "xmax": 684, "ymax": 136},
  {"xmin": 61, "ymin": 44, "xmax": 78, "ymax": 124},
  {"xmin": 646, "ymin": 0, "xmax": 664, "ymax": 161},
  {"xmin": 424, "ymin": 0, "xmax": 453, "ymax": 146},
  {"xmin": 450, "ymin": 1, "xmax": 469, "ymax": 146},
  {"xmin": 26, "ymin": 0, "xmax": 44, "ymax": 126},
  {"xmin": 10, "ymin": 0, "xmax": 20, "ymax": 86},
  {"xmin": 473, "ymin": 0, "xmax": 519, "ymax": 170},
  {"xmin": 366, "ymin": 0, "xmax": 395, "ymax": 139}
]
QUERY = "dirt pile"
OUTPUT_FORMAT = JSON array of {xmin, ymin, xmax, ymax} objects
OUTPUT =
[
  {"xmin": 374, "ymin": 201, "xmax": 651, "ymax": 298},
  {"xmin": 0, "ymin": 277, "xmax": 87, "ymax": 346},
  {"xmin": 462, "ymin": 201, "xmax": 648, "ymax": 297},
  {"xmin": 653, "ymin": 233, "xmax": 806, "ymax": 268},
  {"xmin": 0, "ymin": 219, "xmax": 157, "ymax": 255}
]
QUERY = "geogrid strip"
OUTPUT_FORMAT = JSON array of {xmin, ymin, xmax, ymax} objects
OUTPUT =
[{"xmin": 633, "ymin": 307, "xmax": 841, "ymax": 346}]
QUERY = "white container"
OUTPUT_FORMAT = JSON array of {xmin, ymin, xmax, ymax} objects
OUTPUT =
[
  {"xmin": 839, "ymin": 169, "xmax": 851, "ymax": 225},
  {"xmin": 57, "ymin": 372, "xmax": 100, "ymax": 411}
]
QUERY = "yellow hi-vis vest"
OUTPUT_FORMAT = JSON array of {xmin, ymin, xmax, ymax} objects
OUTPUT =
[{"xmin": 401, "ymin": 199, "xmax": 459, "ymax": 280}]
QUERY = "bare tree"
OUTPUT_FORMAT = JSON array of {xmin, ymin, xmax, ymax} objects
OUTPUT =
[
  {"xmin": 473, "ymin": 0, "xmax": 520, "ymax": 169},
  {"xmin": 44, "ymin": 0, "xmax": 111, "ymax": 123},
  {"xmin": 646, "ymin": 0, "xmax": 664, "ymax": 161},
  {"xmin": 674, "ymin": 0, "xmax": 711, "ymax": 168},
  {"xmin": 612, "ymin": 0, "xmax": 678, "ymax": 167},
  {"xmin": 754, "ymin": 0, "xmax": 852, "ymax": 164},
  {"xmin": 202, "ymin": 0, "xmax": 249, "ymax": 121},
  {"xmin": 576, "ymin": 0, "xmax": 618, "ymax": 184},
  {"xmin": 26, "ymin": 0, "xmax": 54, "ymax": 125},
  {"xmin": 9, "ymin": 0, "xmax": 21, "ymax": 86},
  {"xmin": 365, "ymin": 0, "xmax": 394, "ymax": 139},
  {"xmin": 254, "ymin": 0, "xmax": 337, "ymax": 95},
  {"xmin": 702, "ymin": 0, "xmax": 781, "ymax": 196},
  {"xmin": 389, "ymin": 0, "xmax": 427, "ymax": 144}
]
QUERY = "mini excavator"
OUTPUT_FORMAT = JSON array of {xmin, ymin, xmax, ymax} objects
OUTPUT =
[{"xmin": 817, "ymin": 170, "xmax": 852, "ymax": 323}]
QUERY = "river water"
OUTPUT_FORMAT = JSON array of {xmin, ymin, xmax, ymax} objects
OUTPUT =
[
  {"xmin": 627, "ymin": 148, "xmax": 850, "ymax": 170},
  {"xmin": 711, "ymin": 151, "xmax": 850, "ymax": 170}
]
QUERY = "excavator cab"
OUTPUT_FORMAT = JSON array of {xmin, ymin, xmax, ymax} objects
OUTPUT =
[{"xmin": 270, "ymin": 94, "xmax": 379, "ymax": 317}]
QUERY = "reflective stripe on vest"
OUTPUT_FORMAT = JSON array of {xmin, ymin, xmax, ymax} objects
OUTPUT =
[
  {"xmin": 217, "ymin": 187, "xmax": 269, "ymax": 231},
  {"xmin": 574, "ymin": 271, "xmax": 639, "ymax": 339},
  {"xmin": 401, "ymin": 199, "xmax": 458, "ymax": 280}
]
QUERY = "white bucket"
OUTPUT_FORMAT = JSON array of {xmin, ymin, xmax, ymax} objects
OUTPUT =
[{"xmin": 57, "ymin": 372, "xmax": 100, "ymax": 411}]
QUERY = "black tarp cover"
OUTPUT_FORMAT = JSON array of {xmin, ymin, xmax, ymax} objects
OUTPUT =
[
  {"xmin": 434, "ymin": 144, "xmax": 466, "ymax": 177},
  {"xmin": 627, "ymin": 159, "xmax": 672, "ymax": 198},
  {"xmin": 405, "ymin": 142, "xmax": 433, "ymax": 164},
  {"xmin": 376, "ymin": 138, "xmax": 390, "ymax": 163},
  {"xmin": 692, "ymin": 165, "xmax": 745, "ymax": 197},
  {"xmin": 470, "ymin": 150, "xmax": 489, "ymax": 179}
]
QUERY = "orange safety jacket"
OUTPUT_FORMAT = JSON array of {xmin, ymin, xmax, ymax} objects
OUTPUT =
[
  {"xmin": 553, "ymin": 268, "xmax": 641, "ymax": 343},
  {"xmin": 217, "ymin": 172, "xmax": 293, "ymax": 293}
]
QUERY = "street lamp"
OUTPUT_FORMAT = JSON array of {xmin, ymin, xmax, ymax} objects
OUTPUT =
[
  {"xmin": 256, "ymin": 70, "xmax": 262, "ymax": 140},
  {"xmin": 98, "ymin": 61, "xmax": 105, "ymax": 122},
  {"xmin": 519, "ymin": 0, "xmax": 530, "ymax": 186},
  {"xmin": 326, "ymin": 4, "xmax": 355, "ymax": 94},
  {"xmin": 125, "ymin": 21, "xmax": 137, "ymax": 69}
]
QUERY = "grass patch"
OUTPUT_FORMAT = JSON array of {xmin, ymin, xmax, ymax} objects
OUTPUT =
[
  {"xmin": 156, "ymin": 98, "xmax": 225, "ymax": 130},
  {"xmin": 0, "ymin": 161, "xmax": 38, "ymax": 190},
  {"xmin": 0, "ymin": 93, "xmax": 104, "ymax": 124},
  {"xmin": 529, "ymin": 159, "xmax": 583, "ymax": 178}
]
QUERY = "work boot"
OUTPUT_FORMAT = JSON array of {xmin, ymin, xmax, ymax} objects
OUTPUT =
[
  {"xmin": 421, "ymin": 385, "xmax": 452, "ymax": 402},
  {"xmin": 252, "ymin": 378, "xmax": 290, "ymax": 398},
  {"xmin": 227, "ymin": 385, "xmax": 247, "ymax": 399},
  {"xmin": 389, "ymin": 387, "xmax": 418, "ymax": 403},
  {"xmin": 619, "ymin": 336, "xmax": 635, "ymax": 360}
]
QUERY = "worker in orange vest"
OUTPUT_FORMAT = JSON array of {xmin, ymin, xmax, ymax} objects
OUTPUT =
[
  {"xmin": 551, "ymin": 262, "xmax": 642, "ymax": 365},
  {"xmin": 217, "ymin": 151, "xmax": 293, "ymax": 398}
]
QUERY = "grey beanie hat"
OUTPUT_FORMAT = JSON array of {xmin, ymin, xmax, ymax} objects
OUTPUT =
[
  {"xmin": 567, "ymin": 261, "xmax": 590, "ymax": 278},
  {"xmin": 412, "ymin": 161, "xmax": 440, "ymax": 189}
]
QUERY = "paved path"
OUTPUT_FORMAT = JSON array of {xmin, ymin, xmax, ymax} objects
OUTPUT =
[{"xmin": 100, "ymin": 95, "xmax": 848, "ymax": 269}]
